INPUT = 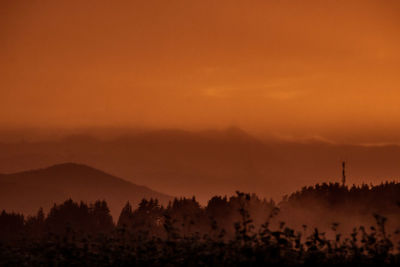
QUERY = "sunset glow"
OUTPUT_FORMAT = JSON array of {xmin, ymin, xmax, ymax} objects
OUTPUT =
[
  {"xmin": 2, "ymin": 0, "xmax": 400, "ymax": 143},
  {"xmin": 1, "ymin": 2, "xmax": 400, "ymax": 265}
]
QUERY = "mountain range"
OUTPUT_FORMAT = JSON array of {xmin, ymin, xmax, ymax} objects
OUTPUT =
[{"xmin": 0, "ymin": 128, "xmax": 400, "ymax": 204}]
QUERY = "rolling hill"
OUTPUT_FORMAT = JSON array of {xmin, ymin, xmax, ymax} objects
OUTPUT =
[{"xmin": 0, "ymin": 163, "xmax": 173, "ymax": 219}]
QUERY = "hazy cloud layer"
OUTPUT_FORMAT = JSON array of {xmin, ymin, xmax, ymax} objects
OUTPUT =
[{"xmin": 1, "ymin": 0, "xmax": 400, "ymax": 143}]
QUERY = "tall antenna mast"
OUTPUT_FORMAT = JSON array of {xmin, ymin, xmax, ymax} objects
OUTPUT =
[{"xmin": 342, "ymin": 161, "xmax": 346, "ymax": 186}]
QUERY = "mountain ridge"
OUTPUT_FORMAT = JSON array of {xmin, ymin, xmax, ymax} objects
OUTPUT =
[{"xmin": 2, "ymin": 128, "xmax": 400, "ymax": 204}]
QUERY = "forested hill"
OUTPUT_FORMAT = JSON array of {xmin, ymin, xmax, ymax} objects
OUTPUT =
[
  {"xmin": 283, "ymin": 182, "xmax": 400, "ymax": 213},
  {"xmin": 276, "ymin": 182, "xmax": 400, "ymax": 233}
]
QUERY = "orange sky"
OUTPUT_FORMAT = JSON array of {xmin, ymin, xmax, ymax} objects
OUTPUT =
[{"xmin": 1, "ymin": 0, "xmax": 400, "ymax": 143}]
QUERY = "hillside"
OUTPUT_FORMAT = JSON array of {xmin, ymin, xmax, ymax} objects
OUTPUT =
[{"xmin": 0, "ymin": 163, "xmax": 173, "ymax": 218}]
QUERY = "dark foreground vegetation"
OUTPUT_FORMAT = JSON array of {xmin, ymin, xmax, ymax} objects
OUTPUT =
[{"xmin": 1, "ymin": 182, "xmax": 399, "ymax": 266}]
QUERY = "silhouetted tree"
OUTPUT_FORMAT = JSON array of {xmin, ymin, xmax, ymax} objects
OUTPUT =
[
  {"xmin": 24, "ymin": 208, "xmax": 45, "ymax": 239},
  {"xmin": 90, "ymin": 200, "xmax": 114, "ymax": 233},
  {"xmin": 117, "ymin": 201, "xmax": 134, "ymax": 228},
  {"xmin": 0, "ymin": 210, "xmax": 24, "ymax": 243}
]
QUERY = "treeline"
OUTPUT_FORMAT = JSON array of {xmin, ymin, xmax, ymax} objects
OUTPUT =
[
  {"xmin": 285, "ymin": 181, "xmax": 400, "ymax": 213},
  {"xmin": 0, "ymin": 182, "xmax": 399, "ymax": 266},
  {"xmin": 278, "ymin": 181, "xmax": 400, "ymax": 232},
  {"xmin": 0, "ymin": 193, "xmax": 276, "ymax": 242}
]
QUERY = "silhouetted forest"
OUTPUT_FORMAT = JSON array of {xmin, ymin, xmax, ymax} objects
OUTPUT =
[{"xmin": 1, "ymin": 182, "xmax": 399, "ymax": 266}]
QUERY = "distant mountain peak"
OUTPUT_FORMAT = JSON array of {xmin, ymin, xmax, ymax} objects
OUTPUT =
[
  {"xmin": 46, "ymin": 162, "xmax": 97, "ymax": 172},
  {"xmin": 48, "ymin": 162, "xmax": 85, "ymax": 168},
  {"xmin": 199, "ymin": 126, "xmax": 259, "ymax": 143},
  {"xmin": 16, "ymin": 162, "xmax": 112, "ymax": 179},
  {"xmin": 224, "ymin": 126, "xmax": 249, "ymax": 137}
]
